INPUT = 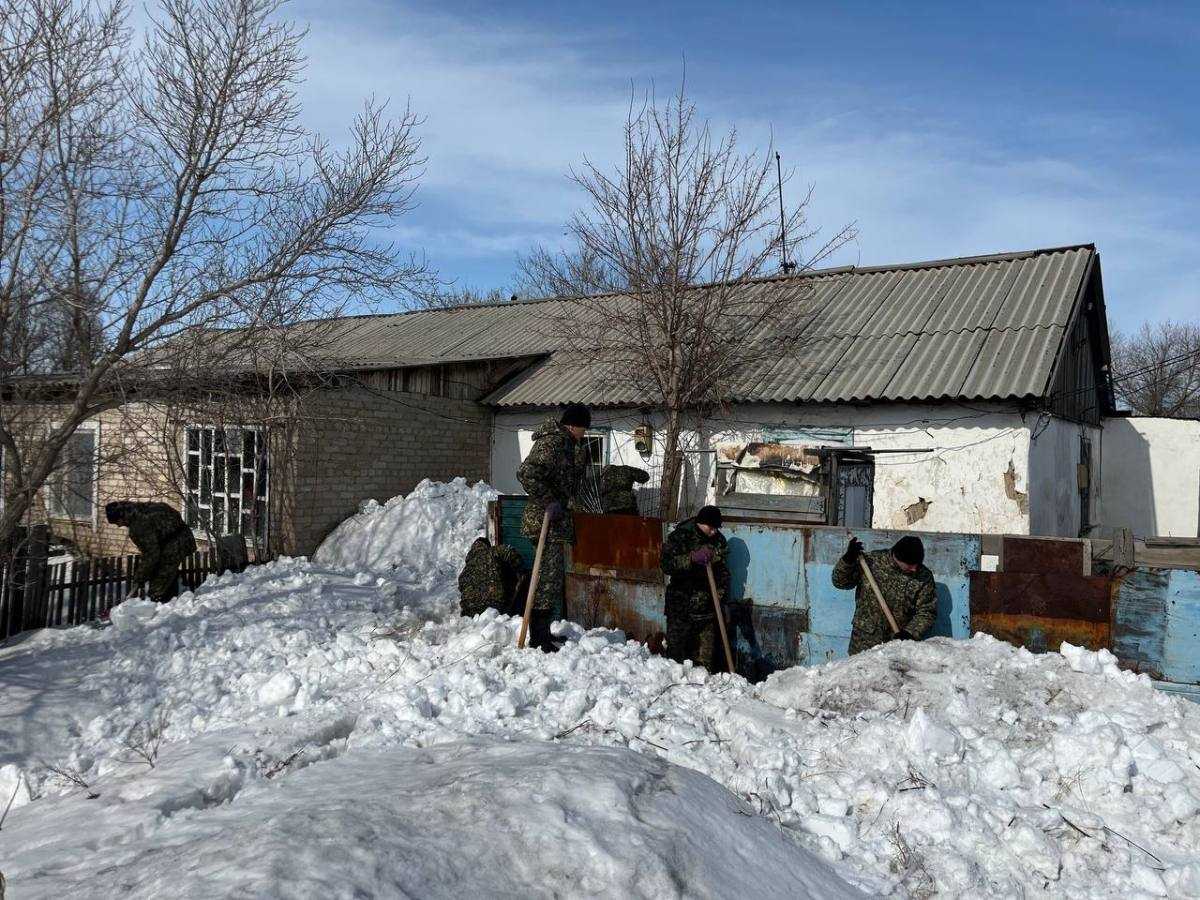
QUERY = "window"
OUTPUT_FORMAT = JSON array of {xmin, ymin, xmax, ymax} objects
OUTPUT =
[
  {"xmin": 581, "ymin": 429, "xmax": 610, "ymax": 471},
  {"xmin": 47, "ymin": 426, "xmax": 98, "ymax": 521},
  {"xmin": 185, "ymin": 426, "xmax": 269, "ymax": 542}
]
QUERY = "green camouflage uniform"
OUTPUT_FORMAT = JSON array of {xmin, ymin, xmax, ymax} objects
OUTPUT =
[
  {"xmin": 125, "ymin": 502, "xmax": 197, "ymax": 602},
  {"xmin": 458, "ymin": 537, "xmax": 525, "ymax": 618},
  {"xmin": 660, "ymin": 518, "xmax": 731, "ymax": 671},
  {"xmin": 600, "ymin": 465, "xmax": 650, "ymax": 515},
  {"xmin": 516, "ymin": 418, "xmax": 586, "ymax": 613},
  {"xmin": 831, "ymin": 548, "xmax": 937, "ymax": 655}
]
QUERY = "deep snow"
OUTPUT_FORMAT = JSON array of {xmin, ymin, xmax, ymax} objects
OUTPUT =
[{"xmin": 2, "ymin": 478, "xmax": 1199, "ymax": 898}]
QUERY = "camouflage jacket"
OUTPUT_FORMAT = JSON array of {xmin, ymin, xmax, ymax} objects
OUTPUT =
[
  {"xmin": 458, "ymin": 537, "xmax": 525, "ymax": 618},
  {"xmin": 126, "ymin": 502, "xmax": 197, "ymax": 576},
  {"xmin": 517, "ymin": 418, "xmax": 586, "ymax": 542},
  {"xmin": 831, "ymin": 548, "xmax": 936, "ymax": 653},
  {"xmin": 600, "ymin": 465, "xmax": 650, "ymax": 515},
  {"xmin": 661, "ymin": 519, "xmax": 731, "ymax": 618}
]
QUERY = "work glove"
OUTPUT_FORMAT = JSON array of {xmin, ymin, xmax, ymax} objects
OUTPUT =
[
  {"xmin": 544, "ymin": 501, "xmax": 564, "ymax": 523},
  {"xmin": 843, "ymin": 537, "xmax": 864, "ymax": 563},
  {"xmin": 690, "ymin": 547, "xmax": 714, "ymax": 566}
]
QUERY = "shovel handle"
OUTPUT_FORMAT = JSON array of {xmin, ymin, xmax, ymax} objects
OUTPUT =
[
  {"xmin": 857, "ymin": 554, "xmax": 901, "ymax": 635},
  {"xmin": 517, "ymin": 510, "xmax": 552, "ymax": 648},
  {"xmin": 706, "ymin": 563, "xmax": 736, "ymax": 674}
]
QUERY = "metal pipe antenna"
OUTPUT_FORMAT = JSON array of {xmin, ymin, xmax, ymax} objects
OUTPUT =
[{"xmin": 776, "ymin": 152, "xmax": 795, "ymax": 273}]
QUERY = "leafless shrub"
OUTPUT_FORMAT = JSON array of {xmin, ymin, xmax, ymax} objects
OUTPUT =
[
  {"xmin": 0, "ymin": 0, "xmax": 431, "ymax": 553},
  {"xmin": 522, "ymin": 81, "xmax": 856, "ymax": 518},
  {"xmin": 122, "ymin": 708, "xmax": 169, "ymax": 768},
  {"xmin": 888, "ymin": 821, "xmax": 935, "ymax": 899},
  {"xmin": 1111, "ymin": 320, "xmax": 1200, "ymax": 417},
  {"xmin": 43, "ymin": 763, "xmax": 100, "ymax": 799}
]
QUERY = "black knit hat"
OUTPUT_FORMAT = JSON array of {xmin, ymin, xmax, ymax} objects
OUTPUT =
[
  {"xmin": 892, "ymin": 535, "xmax": 925, "ymax": 566},
  {"xmin": 559, "ymin": 403, "xmax": 592, "ymax": 428},
  {"xmin": 695, "ymin": 505, "xmax": 723, "ymax": 529}
]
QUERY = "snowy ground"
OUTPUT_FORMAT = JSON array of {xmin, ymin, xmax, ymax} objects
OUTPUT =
[{"xmin": 2, "ymin": 480, "xmax": 1199, "ymax": 898}]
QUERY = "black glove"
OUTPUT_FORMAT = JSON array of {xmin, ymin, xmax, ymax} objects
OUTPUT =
[
  {"xmin": 544, "ymin": 501, "xmax": 564, "ymax": 523},
  {"xmin": 892, "ymin": 629, "xmax": 914, "ymax": 641},
  {"xmin": 843, "ymin": 537, "xmax": 864, "ymax": 563}
]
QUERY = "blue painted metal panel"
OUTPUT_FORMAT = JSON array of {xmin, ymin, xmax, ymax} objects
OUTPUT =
[
  {"xmin": 497, "ymin": 497, "xmax": 534, "ymax": 568},
  {"xmin": 807, "ymin": 527, "xmax": 978, "ymax": 664},
  {"xmin": 1160, "ymin": 569, "xmax": 1200, "ymax": 684},
  {"xmin": 723, "ymin": 525, "xmax": 806, "ymax": 608}
]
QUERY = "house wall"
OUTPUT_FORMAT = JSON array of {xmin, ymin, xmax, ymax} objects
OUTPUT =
[
  {"xmin": 32, "ymin": 404, "xmax": 180, "ymax": 557},
  {"xmin": 285, "ymin": 385, "xmax": 492, "ymax": 556},
  {"xmin": 1026, "ymin": 416, "xmax": 1103, "ymax": 538},
  {"xmin": 1100, "ymin": 416, "xmax": 1200, "ymax": 539},
  {"xmin": 491, "ymin": 402, "xmax": 1041, "ymax": 535}
]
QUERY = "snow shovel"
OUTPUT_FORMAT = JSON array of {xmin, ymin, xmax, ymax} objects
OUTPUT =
[
  {"xmin": 517, "ymin": 509, "xmax": 551, "ymax": 649},
  {"xmin": 705, "ymin": 563, "xmax": 736, "ymax": 674},
  {"xmin": 857, "ymin": 555, "xmax": 901, "ymax": 636}
]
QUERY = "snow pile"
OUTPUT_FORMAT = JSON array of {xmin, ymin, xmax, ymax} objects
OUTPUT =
[
  {"xmin": 313, "ymin": 477, "xmax": 497, "ymax": 580},
  {"xmin": 6, "ymin": 740, "xmax": 859, "ymax": 899},
  {"xmin": 2, "ymin": 481, "xmax": 1199, "ymax": 897}
]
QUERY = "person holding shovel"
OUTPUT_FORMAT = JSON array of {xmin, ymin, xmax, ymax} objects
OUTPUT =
[
  {"xmin": 660, "ymin": 505, "xmax": 732, "ymax": 671},
  {"xmin": 832, "ymin": 535, "xmax": 936, "ymax": 655},
  {"xmin": 516, "ymin": 403, "xmax": 590, "ymax": 651}
]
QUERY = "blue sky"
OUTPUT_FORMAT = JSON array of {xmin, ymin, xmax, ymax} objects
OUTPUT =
[{"xmin": 291, "ymin": 0, "xmax": 1198, "ymax": 331}]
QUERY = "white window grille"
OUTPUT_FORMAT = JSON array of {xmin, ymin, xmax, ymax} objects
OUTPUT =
[
  {"xmin": 47, "ymin": 425, "xmax": 98, "ymax": 522},
  {"xmin": 185, "ymin": 426, "xmax": 269, "ymax": 542}
]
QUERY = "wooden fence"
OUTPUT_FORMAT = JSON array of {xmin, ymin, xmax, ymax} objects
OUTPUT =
[{"xmin": 1, "ymin": 548, "xmax": 260, "ymax": 641}]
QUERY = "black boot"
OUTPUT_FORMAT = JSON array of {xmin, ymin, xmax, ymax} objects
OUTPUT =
[{"xmin": 528, "ymin": 609, "xmax": 557, "ymax": 652}]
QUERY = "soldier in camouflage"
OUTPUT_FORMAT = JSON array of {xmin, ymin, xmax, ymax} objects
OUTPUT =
[
  {"xmin": 516, "ymin": 403, "xmax": 590, "ymax": 650},
  {"xmin": 661, "ymin": 505, "xmax": 732, "ymax": 671},
  {"xmin": 105, "ymin": 501, "xmax": 198, "ymax": 603},
  {"xmin": 600, "ymin": 465, "xmax": 650, "ymax": 516},
  {"xmin": 831, "ymin": 535, "xmax": 936, "ymax": 655},
  {"xmin": 458, "ymin": 537, "xmax": 525, "ymax": 618}
]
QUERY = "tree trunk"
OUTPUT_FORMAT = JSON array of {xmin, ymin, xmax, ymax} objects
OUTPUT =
[{"xmin": 659, "ymin": 408, "xmax": 685, "ymax": 521}]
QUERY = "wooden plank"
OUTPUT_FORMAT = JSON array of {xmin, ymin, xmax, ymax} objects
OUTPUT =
[{"xmin": 1113, "ymin": 528, "xmax": 1135, "ymax": 568}]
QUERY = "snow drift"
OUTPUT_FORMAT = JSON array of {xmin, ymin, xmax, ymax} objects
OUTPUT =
[
  {"xmin": 312, "ymin": 477, "xmax": 496, "ymax": 580},
  {"xmin": 2, "ymin": 480, "xmax": 1199, "ymax": 898}
]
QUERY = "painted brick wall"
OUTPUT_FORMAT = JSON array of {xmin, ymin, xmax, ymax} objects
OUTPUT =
[{"xmin": 282, "ymin": 386, "xmax": 493, "ymax": 556}]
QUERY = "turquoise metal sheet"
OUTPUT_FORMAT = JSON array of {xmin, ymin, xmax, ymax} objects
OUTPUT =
[
  {"xmin": 806, "ymin": 527, "xmax": 979, "ymax": 664},
  {"xmin": 724, "ymin": 524, "xmax": 806, "ymax": 609},
  {"xmin": 1115, "ymin": 568, "xmax": 1200, "ymax": 684}
]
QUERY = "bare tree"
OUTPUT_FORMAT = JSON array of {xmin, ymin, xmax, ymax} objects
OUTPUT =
[
  {"xmin": 528, "ymin": 86, "xmax": 855, "ymax": 518},
  {"xmin": 420, "ymin": 285, "xmax": 516, "ymax": 309},
  {"xmin": 0, "ymin": 0, "xmax": 430, "ymax": 552},
  {"xmin": 1111, "ymin": 320, "xmax": 1200, "ymax": 417}
]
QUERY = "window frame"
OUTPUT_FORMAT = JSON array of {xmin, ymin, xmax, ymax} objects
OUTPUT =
[
  {"xmin": 184, "ymin": 424, "xmax": 270, "ymax": 545},
  {"xmin": 581, "ymin": 428, "xmax": 611, "ymax": 470},
  {"xmin": 46, "ymin": 421, "xmax": 100, "ymax": 527}
]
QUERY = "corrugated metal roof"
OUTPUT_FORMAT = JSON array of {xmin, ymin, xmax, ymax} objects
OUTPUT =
[
  {"xmin": 482, "ymin": 244, "xmax": 1096, "ymax": 407},
  {"xmin": 269, "ymin": 243, "xmax": 1094, "ymax": 406}
]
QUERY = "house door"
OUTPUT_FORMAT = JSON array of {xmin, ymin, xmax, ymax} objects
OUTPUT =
[{"xmin": 836, "ymin": 460, "xmax": 874, "ymax": 527}]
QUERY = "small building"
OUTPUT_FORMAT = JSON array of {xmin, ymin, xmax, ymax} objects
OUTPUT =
[
  {"xmin": 27, "ymin": 242, "xmax": 1191, "ymax": 562},
  {"xmin": 488, "ymin": 244, "xmax": 1117, "ymax": 539}
]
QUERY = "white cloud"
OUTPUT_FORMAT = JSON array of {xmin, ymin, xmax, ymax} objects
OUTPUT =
[{"xmin": 286, "ymin": 1, "xmax": 1198, "ymax": 327}]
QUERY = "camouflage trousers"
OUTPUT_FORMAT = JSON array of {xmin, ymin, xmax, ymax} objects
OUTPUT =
[
  {"xmin": 145, "ymin": 561, "xmax": 183, "ymax": 603},
  {"xmin": 666, "ymin": 613, "xmax": 719, "ymax": 671},
  {"xmin": 531, "ymin": 539, "xmax": 565, "ymax": 613}
]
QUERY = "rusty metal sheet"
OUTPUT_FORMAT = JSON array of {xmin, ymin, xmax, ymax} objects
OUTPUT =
[
  {"xmin": 1001, "ymin": 537, "xmax": 1087, "ymax": 576},
  {"xmin": 969, "ymin": 572, "xmax": 1111, "ymax": 622},
  {"xmin": 565, "ymin": 573, "xmax": 664, "ymax": 646},
  {"xmin": 971, "ymin": 611, "xmax": 1110, "ymax": 653},
  {"xmin": 727, "ymin": 602, "xmax": 808, "ymax": 682},
  {"xmin": 570, "ymin": 512, "xmax": 663, "ymax": 581}
]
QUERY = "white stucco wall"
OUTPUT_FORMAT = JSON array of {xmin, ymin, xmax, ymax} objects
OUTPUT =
[
  {"xmin": 491, "ymin": 402, "xmax": 1042, "ymax": 535},
  {"xmin": 1099, "ymin": 416, "xmax": 1200, "ymax": 538}
]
